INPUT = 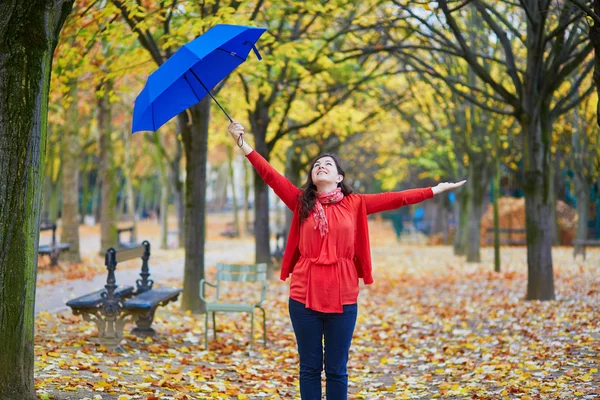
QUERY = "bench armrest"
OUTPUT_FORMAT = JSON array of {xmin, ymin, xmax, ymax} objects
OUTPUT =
[{"xmin": 199, "ymin": 279, "xmax": 218, "ymax": 303}]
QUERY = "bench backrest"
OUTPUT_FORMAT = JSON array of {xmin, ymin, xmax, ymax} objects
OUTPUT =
[
  {"xmin": 39, "ymin": 223, "xmax": 57, "ymax": 245},
  {"xmin": 104, "ymin": 240, "xmax": 153, "ymax": 300},
  {"xmin": 215, "ymin": 263, "xmax": 268, "ymax": 302},
  {"xmin": 117, "ymin": 226, "xmax": 136, "ymax": 243}
]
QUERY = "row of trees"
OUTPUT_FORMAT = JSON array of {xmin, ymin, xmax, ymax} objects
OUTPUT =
[{"xmin": 1, "ymin": 0, "xmax": 600, "ymax": 398}]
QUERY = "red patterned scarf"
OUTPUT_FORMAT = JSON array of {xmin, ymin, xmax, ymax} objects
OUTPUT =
[{"xmin": 313, "ymin": 188, "xmax": 344, "ymax": 238}]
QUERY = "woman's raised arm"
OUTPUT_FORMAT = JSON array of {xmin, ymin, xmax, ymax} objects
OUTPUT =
[
  {"xmin": 228, "ymin": 121, "xmax": 301, "ymax": 210},
  {"xmin": 360, "ymin": 180, "xmax": 466, "ymax": 215}
]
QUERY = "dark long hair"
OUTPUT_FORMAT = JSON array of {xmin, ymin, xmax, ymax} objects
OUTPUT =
[{"xmin": 299, "ymin": 153, "xmax": 353, "ymax": 220}]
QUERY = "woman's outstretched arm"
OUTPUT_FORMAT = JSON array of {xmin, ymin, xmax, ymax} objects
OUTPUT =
[
  {"xmin": 360, "ymin": 180, "xmax": 466, "ymax": 215},
  {"xmin": 228, "ymin": 120, "xmax": 301, "ymax": 210}
]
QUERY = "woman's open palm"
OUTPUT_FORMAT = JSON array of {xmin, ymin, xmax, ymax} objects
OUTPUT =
[{"xmin": 432, "ymin": 180, "xmax": 467, "ymax": 195}]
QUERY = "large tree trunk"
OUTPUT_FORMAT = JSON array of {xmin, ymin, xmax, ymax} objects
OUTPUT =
[
  {"xmin": 466, "ymin": 160, "xmax": 488, "ymax": 263},
  {"xmin": 227, "ymin": 145, "xmax": 240, "ymax": 234},
  {"xmin": 284, "ymin": 146, "xmax": 302, "ymax": 234},
  {"xmin": 250, "ymin": 102, "xmax": 273, "ymax": 277},
  {"xmin": 521, "ymin": 2, "xmax": 555, "ymax": 301},
  {"xmin": 43, "ymin": 125, "xmax": 61, "ymax": 223},
  {"xmin": 0, "ymin": 1, "xmax": 73, "ymax": 398},
  {"xmin": 243, "ymin": 157, "xmax": 251, "ymax": 235},
  {"xmin": 172, "ymin": 119, "xmax": 185, "ymax": 247},
  {"xmin": 492, "ymin": 143, "xmax": 501, "ymax": 272},
  {"xmin": 123, "ymin": 130, "xmax": 137, "ymax": 240},
  {"xmin": 522, "ymin": 117, "xmax": 555, "ymax": 300},
  {"xmin": 453, "ymin": 188, "xmax": 470, "ymax": 256},
  {"xmin": 150, "ymin": 132, "xmax": 169, "ymax": 249},
  {"xmin": 61, "ymin": 79, "xmax": 81, "ymax": 262},
  {"xmin": 98, "ymin": 80, "xmax": 118, "ymax": 253},
  {"xmin": 180, "ymin": 100, "xmax": 210, "ymax": 312},
  {"xmin": 574, "ymin": 175, "xmax": 590, "ymax": 254}
]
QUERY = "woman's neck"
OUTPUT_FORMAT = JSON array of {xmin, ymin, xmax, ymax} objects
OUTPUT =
[{"xmin": 316, "ymin": 183, "xmax": 338, "ymax": 194}]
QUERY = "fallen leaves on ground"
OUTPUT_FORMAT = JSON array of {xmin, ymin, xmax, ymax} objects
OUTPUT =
[{"xmin": 34, "ymin": 223, "xmax": 599, "ymax": 399}]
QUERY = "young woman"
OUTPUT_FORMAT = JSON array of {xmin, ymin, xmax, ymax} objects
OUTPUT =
[{"xmin": 228, "ymin": 121, "xmax": 465, "ymax": 400}]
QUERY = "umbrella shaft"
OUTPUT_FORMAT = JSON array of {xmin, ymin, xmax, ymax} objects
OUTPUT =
[{"xmin": 189, "ymin": 70, "xmax": 232, "ymax": 122}]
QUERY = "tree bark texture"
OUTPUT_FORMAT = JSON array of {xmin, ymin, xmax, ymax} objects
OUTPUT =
[
  {"xmin": 0, "ymin": 1, "xmax": 74, "ymax": 398},
  {"xmin": 466, "ymin": 159, "xmax": 489, "ymax": 263},
  {"xmin": 180, "ymin": 99, "xmax": 209, "ymax": 313},
  {"xmin": 98, "ymin": 80, "xmax": 118, "ymax": 253},
  {"xmin": 249, "ymin": 102, "xmax": 273, "ymax": 278},
  {"xmin": 453, "ymin": 188, "xmax": 470, "ymax": 256},
  {"xmin": 61, "ymin": 79, "xmax": 81, "ymax": 262}
]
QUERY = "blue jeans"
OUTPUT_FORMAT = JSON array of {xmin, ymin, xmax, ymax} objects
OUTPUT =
[{"xmin": 288, "ymin": 298, "xmax": 358, "ymax": 400}]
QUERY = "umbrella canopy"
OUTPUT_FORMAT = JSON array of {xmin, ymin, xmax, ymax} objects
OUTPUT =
[{"xmin": 132, "ymin": 24, "xmax": 267, "ymax": 133}]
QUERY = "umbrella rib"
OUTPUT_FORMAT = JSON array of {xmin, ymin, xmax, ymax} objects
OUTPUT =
[
  {"xmin": 215, "ymin": 47, "xmax": 246, "ymax": 62},
  {"xmin": 152, "ymin": 101, "xmax": 156, "ymax": 131},
  {"xmin": 183, "ymin": 73, "xmax": 203, "ymax": 102}
]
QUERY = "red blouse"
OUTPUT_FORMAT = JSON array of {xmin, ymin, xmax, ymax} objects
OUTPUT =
[{"xmin": 246, "ymin": 150, "xmax": 434, "ymax": 313}]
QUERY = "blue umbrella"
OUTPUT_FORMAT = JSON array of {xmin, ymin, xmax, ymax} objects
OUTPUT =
[{"xmin": 132, "ymin": 24, "xmax": 267, "ymax": 133}]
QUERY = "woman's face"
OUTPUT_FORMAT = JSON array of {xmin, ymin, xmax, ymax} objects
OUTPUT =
[{"xmin": 311, "ymin": 156, "xmax": 342, "ymax": 187}]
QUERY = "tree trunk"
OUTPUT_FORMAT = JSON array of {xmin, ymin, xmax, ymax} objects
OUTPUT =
[
  {"xmin": 574, "ymin": 175, "xmax": 590, "ymax": 253},
  {"xmin": 284, "ymin": 146, "xmax": 302, "ymax": 234},
  {"xmin": 172, "ymin": 119, "xmax": 185, "ymax": 247},
  {"xmin": 243, "ymin": 157, "xmax": 251, "ymax": 235},
  {"xmin": 98, "ymin": 80, "xmax": 118, "ymax": 253},
  {"xmin": 466, "ymin": 160, "xmax": 488, "ymax": 263},
  {"xmin": 61, "ymin": 79, "xmax": 82, "ymax": 262},
  {"xmin": 493, "ymin": 145, "xmax": 501, "ymax": 272},
  {"xmin": 549, "ymin": 155, "xmax": 560, "ymax": 246},
  {"xmin": 180, "ymin": 100, "xmax": 210, "ymax": 313},
  {"xmin": 250, "ymin": 102, "xmax": 273, "ymax": 277},
  {"xmin": 227, "ymin": 145, "xmax": 240, "ymax": 233},
  {"xmin": 91, "ymin": 172, "xmax": 101, "ymax": 223},
  {"xmin": 123, "ymin": 131, "xmax": 137, "ymax": 240},
  {"xmin": 522, "ymin": 116, "xmax": 555, "ymax": 300},
  {"xmin": 150, "ymin": 131, "xmax": 169, "ymax": 249},
  {"xmin": 0, "ymin": 1, "xmax": 73, "ymax": 398},
  {"xmin": 159, "ymin": 179, "xmax": 169, "ymax": 249},
  {"xmin": 453, "ymin": 188, "xmax": 470, "ymax": 255}
]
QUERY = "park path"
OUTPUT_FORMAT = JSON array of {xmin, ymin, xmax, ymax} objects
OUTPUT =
[{"xmin": 35, "ymin": 240, "xmax": 255, "ymax": 314}]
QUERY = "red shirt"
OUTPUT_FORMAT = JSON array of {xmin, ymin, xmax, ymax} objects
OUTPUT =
[{"xmin": 246, "ymin": 150, "xmax": 434, "ymax": 312}]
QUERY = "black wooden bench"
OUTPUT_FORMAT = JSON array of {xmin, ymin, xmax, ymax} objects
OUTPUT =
[
  {"xmin": 66, "ymin": 241, "xmax": 182, "ymax": 349},
  {"xmin": 38, "ymin": 223, "xmax": 71, "ymax": 266},
  {"xmin": 117, "ymin": 226, "xmax": 139, "ymax": 249},
  {"xmin": 485, "ymin": 228, "xmax": 527, "ymax": 246}
]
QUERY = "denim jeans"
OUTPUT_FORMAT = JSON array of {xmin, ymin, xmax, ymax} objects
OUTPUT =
[{"xmin": 288, "ymin": 297, "xmax": 358, "ymax": 400}]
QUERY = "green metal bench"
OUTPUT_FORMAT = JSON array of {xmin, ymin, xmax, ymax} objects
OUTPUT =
[{"xmin": 200, "ymin": 263, "xmax": 268, "ymax": 350}]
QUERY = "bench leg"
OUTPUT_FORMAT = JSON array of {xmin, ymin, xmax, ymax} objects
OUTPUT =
[
  {"xmin": 131, "ymin": 309, "xmax": 157, "ymax": 337},
  {"xmin": 249, "ymin": 310, "xmax": 255, "ymax": 351},
  {"xmin": 205, "ymin": 312, "xmax": 209, "ymax": 350},
  {"xmin": 213, "ymin": 312, "xmax": 217, "ymax": 340},
  {"xmin": 50, "ymin": 250, "xmax": 59, "ymax": 266},
  {"xmin": 258, "ymin": 306, "xmax": 267, "ymax": 346},
  {"xmin": 80, "ymin": 311, "xmax": 132, "ymax": 350}
]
